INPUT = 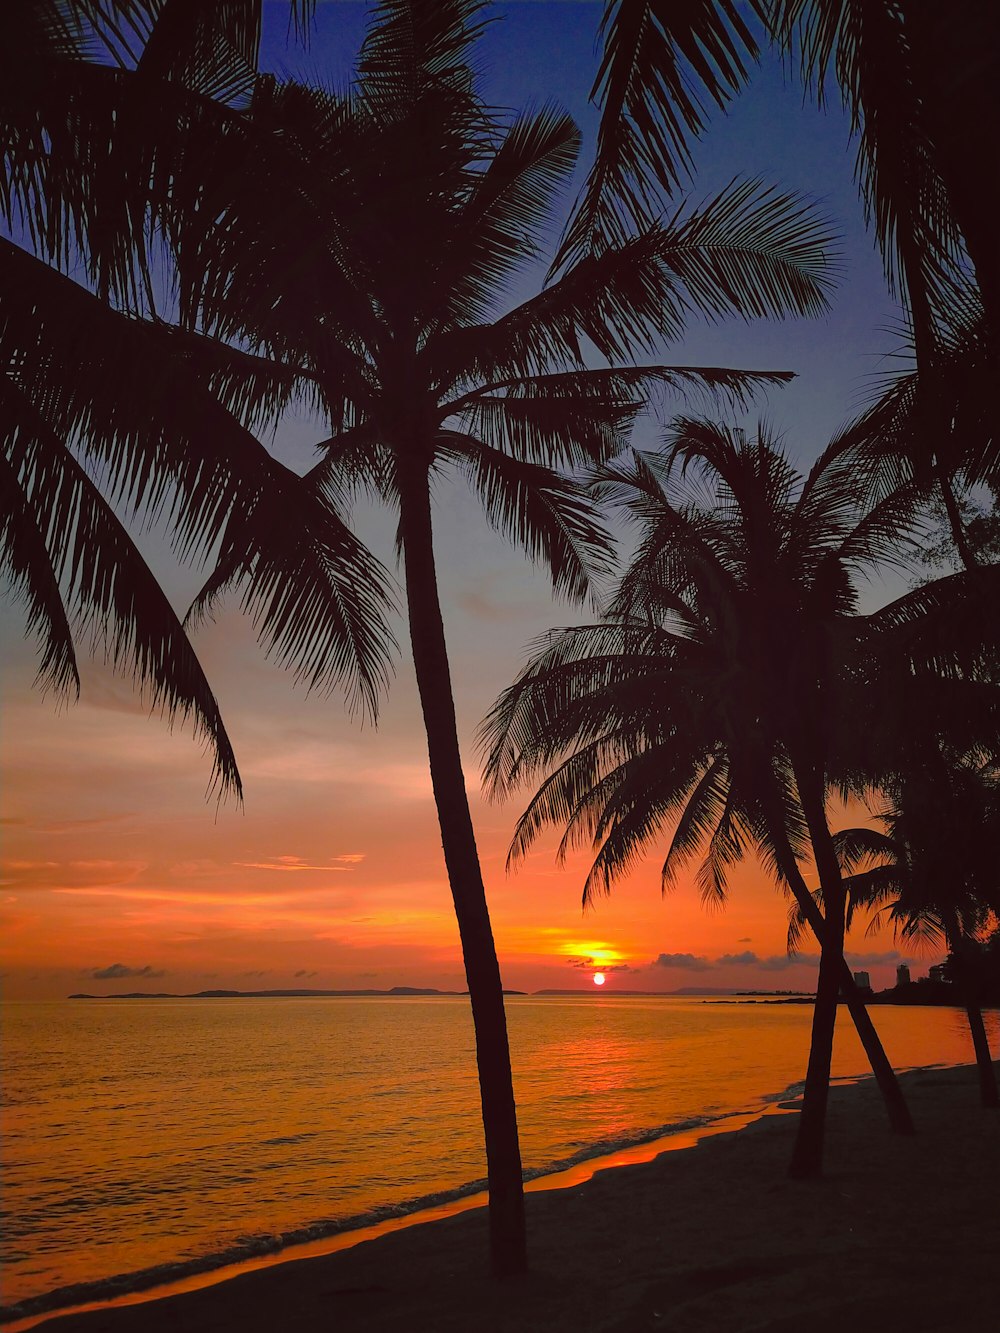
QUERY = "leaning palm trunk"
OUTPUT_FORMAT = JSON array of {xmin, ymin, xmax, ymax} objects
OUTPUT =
[
  {"xmin": 942, "ymin": 910, "xmax": 999, "ymax": 1110},
  {"xmin": 756, "ymin": 781, "xmax": 915, "ymax": 1136},
  {"xmin": 787, "ymin": 761, "xmax": 849, "ymax": 1178},
  {"xmin": 964, "ymin": 1003, "xmax": 999, "ymax": 1109},
  {"xmin": 398, "ymin": 459, "xmax": 526, "ymax": 1277}
]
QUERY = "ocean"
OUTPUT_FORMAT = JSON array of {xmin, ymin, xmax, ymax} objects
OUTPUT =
[{"xmin": 1, "ymin": 995, "xmax": 993, "ymax": 1320}]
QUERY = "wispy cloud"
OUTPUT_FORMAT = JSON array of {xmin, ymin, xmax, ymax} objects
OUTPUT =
[
  {"xmin": 235, "ymin": 854, "xmax": 365, "ymax": 872},
  {"xmin": 568, "ymin": 957, "xmax": 637, "ymax": 973}
]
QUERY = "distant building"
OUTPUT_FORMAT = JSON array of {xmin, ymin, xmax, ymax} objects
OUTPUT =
[
  {"xmin": 896, "ymin": 964, "xmax": 911, "ymax": 987},
  {"xmin": 928, "ymin": 963, "xmax": 948, "ymax": 984},
  {"xmin": 853, "ymin": 970, "xmax": 872, "ymax": 992}
]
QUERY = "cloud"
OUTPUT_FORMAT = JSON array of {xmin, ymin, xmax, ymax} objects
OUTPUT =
[
  {"xmin": 718, "ymin": 951, "xmax": 819, "ymax": 972},
  {"xmin": 455, "ymin": 585, "xmax": 530, "ymax": 623},
  {"xmin": 651, "ymin": 952, "xmax": 713, "ymax": 972},
  {"xmin": 91, "ymin": 963, "xmax": 165, "ymax": 980},
  {"xmin": 294, "ymin": 969, "xmax": 319, "ymax": 979},
  {"xmin": 2, "ymin": 814, "xmax": 134, "ymax": 834},
  {"xmin": 737, "ymin": 937, "xmax": 752, "ymax": 943},
  {"xmin": 844, "ymin": 949, "xmax": 924, "ymax": 967},
  {"xmin": 569, "ymin": 958, "xmax": 636, "ymax": 973},
  {"xmin": 236, "ymin": 854, "xmax": 364, "ymax": 872},
  {"xmin": 647, "ymin": 950, "xmax": 823, "ymax": 974}
]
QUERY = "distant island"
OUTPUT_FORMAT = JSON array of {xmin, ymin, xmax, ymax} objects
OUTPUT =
[
  {"xmin": 69, "ymin": 986, "xmax": 765, "ymax": 1000},
  {"xmin": 66, "ymin": 981, "xmax": 993, "ymax": 1006},
  {"xmin": 68, "ymin": 985, "xmax": 806, "ymax": 1001},
  {"xmin": 69, "ymin": 987, "xmax": 461, "ymax": 1000}
]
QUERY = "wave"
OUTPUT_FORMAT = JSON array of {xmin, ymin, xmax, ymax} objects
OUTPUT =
[{"xmin": 0, "ymin": 1099, "xmax": 794, "ymax": 1326}]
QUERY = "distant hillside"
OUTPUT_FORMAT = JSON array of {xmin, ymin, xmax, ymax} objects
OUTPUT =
[
  {"xmin": 67, "ymin": 987, "xmax": 529, "ymax": 1000},
  {"xmin": 67, "ymin": 987, "xmax": 460, "ymax": 1000}
]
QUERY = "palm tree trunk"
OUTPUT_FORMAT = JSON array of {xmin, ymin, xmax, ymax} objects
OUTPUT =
[
  {"xmin": 397, "ymin": 460, "xmax": 527, "ymax": 1277},
  {"xmin": 942, "ymin": 911, "xmax": 999, "ymax": 1110},
  {"xmin": 787, "ymin": 764, "xmax": 848, "ymax": 1179},
  {"xmin": 757, "ymin": 782, "xmax": 914, "ymax": 1135},
  {"xmin": 784, "ymin": 879, "xmax": 917, "ymax": 1141},
  {"xmin": 839, "ymin": 965, "xmax": 914, "ymax": 1133},
  {"xmin": 965, "ymin": 1003, "xmax": 999, "ymax": 1109},
  {"xmin": 937, "ymin": 471, "xmax": 979, "ymax": 572}
]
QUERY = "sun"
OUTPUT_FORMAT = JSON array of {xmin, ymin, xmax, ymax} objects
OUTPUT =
[{"xmin": 593, "ymin": 972, "xmax": 606, "ymax": 986}]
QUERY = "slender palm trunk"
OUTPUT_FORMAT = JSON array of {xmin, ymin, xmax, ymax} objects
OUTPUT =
[
  {"xmin": 397, "ymin": 460, "xmax": 527, "ymax": 1278},
  {"xmin": 965, "ymin": 1003, "xmax": 999, "ymax": 1108},
  {"xmin": 787, "ymin": 763, "xmax": 848, "ymax": 1179},
  {"xmin": 937, "ymin": 471, "xmax": 979, "ymax": 572},
  {"xmin": 943, "ymin": 912, "xmax": 999, "ymax": 1109},
  {"xmin": 757, "ymin": 781, "xmax": 914, "ymax": 1135}
]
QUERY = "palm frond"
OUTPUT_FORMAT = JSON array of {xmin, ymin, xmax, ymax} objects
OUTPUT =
[
  {"xmin": 660, "ymin": 753, "xmax": 730, "ymax": 889},
  {"xmin": 443, "ymin": 433, "xmax": 615, "ymax": 603},
  {"xmin": 655, "ymin": 178, "xmax": 838, "ymax": 322},
  {"xmin": 186, "ymin": 472, "xmax": 397, "ymax": 718},
  {"xmin": 0, "ymin": 448, "xmax": 80, "ymax": 696},
  {"xmin": 556, "ymin": 0, "xmax": 766, "ymax": 267},
  {"xmin": 445, "ymin": 365, "xmax": 793, "ymax": 466},
  {"xmin": 3, "ymin": 378, "xmax": 241, "ymax": 797},
  {"xmin": 695, "ymin": 792, "xmax": 748, "ymax": 910},
  {"xmin": 136, "ymin": 0, "xmax": 261, "ymax": 105},
  {"xmin": 432, "ymin": 105, "xmax": 581, "ymax": 329},
  {"xmin": 583, "ymin": 742, "xmax": 707, "ymax": 905},
  {"xmin": 356, "ymin": 0, "xmax": 489, "ymax": 119}
]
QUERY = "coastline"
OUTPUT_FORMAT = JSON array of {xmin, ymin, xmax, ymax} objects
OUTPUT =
[
  {"xmin": 9, "ymin": 1063, "xmax": 998, "ymax": 1333},
  {"xmin": 0, "ymin": 1100, "xmax": 788, "ymax": 1330}
]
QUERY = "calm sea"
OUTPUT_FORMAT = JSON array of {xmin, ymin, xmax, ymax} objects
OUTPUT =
[{"xmin": 1, "ymin": 995, "xmax": 994, "ymax": 1318}]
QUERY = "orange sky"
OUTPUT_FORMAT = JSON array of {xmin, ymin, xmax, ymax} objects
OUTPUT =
[{"xmin": 0, "ymin": 476, "xmax": 930, "ymax": 1000}]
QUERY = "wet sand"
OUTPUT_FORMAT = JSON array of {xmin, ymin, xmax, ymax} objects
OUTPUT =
[{"xmin": 24, "ymin": 1064, "xmax": 1000, "ymax": 1333}]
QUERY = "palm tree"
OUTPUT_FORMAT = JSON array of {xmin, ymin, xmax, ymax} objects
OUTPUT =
[
  {"xmin": 820, "ymin": 757, "xmax": 1000, "ymax": 1108},
  {"xmin": 825, "ymin": 287, "xmax": 997, "ymax": 572},
  {"xmin": 569, "ymin": 2, "xmax": 998, "ymax": 334},
  {"xmin": 567, "ymin": 3, "xmax": 998, "ymax": 573},
  {"xmin": 2, "ymin": 1, "xmax": 391, "ymax": 790},
  {"xmin": 482, "ymin": 421, "xmax": 1000, "ymax": 1176},
  {"xmin": 157, "ymin": 0, "xmax": 841, "ymax": 1272}
]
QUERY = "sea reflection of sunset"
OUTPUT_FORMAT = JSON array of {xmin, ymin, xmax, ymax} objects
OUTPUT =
[{"xmin": 2, "ymin": 995, "xmax": 990, "ymax": 1318}]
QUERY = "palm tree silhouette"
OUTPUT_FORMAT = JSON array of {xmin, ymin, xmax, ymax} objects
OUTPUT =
[
  {"xmin": 827, "ymin": 290, "xmax": 995, "ymax": 571},
  {"xmin": 2, "ymin": 1, "xmax": 392, "ymax": 792},
  {"xmin": 482, "ymin": 422, "xmax": 968, "ymax": 1176},
  {"xmin": 568, "ymin": 2, "xmax": 998, "ymax": 335},
  {"xmin": 820, "ymin": 757, "xmax": 1000, "ymax": 1108},
  {"xmin": 167, "ymin": 0, "xmax": 840, "ymax": 1271},
  {"xmin": 570, "ymin": 3, "xmax": 999, "ymax": 571}
]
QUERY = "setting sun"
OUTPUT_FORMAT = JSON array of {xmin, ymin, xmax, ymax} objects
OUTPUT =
[{"xmin": 593, "ymin": 973, "xmax": 606, "ymax": 987}]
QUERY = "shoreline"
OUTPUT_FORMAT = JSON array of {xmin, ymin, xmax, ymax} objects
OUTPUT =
[
  {"xmin": 2, "ymin": 1096, "xmax": 799, "ymax": 1331},
  {"xmin": 8, "ymin": 1062, "xmax": 998, "ymax": 1333}
]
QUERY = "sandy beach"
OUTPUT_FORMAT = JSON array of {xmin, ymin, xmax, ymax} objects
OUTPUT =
[{"xmin": 19, "ymin": 1063, "xmax": 997, "ymax": 1333}]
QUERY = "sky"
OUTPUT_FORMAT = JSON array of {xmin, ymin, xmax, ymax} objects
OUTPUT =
[{"xmin": 0, "ymin": 2, "xmax": 936, "ymax": 999}]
